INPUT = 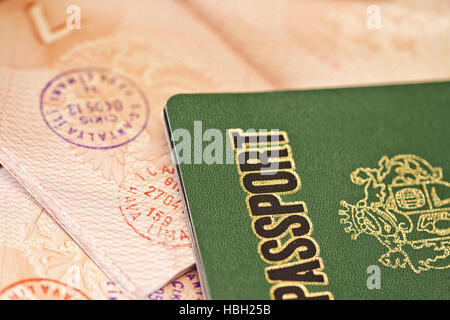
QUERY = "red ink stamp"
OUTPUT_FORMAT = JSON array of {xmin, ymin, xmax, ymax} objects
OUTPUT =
[
  {"xmin": 0, "ymin": 278, "xmax": 90, "ymax": 300},
  {"xmin": 118, "ymin": 164, "xmax": 192, "ymax": 248}
]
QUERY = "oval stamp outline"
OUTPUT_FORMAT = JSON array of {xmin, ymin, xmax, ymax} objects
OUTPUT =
[
  {"xmin": 0, "ymin": 278, "xmax": 91, "ymax": 300},
  {"xmin": 40, "ymin": 66, "xmax": 150, "ymax": 150}
]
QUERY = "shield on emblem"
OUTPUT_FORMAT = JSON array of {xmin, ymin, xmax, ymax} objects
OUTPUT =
[{"xmin": 391, "ymin": 182, "xmax": 450, "ymax": 241}]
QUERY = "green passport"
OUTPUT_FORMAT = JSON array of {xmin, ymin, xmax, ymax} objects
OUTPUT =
[{"xmin": 164, "ymin": 82, "xmax": 450, "ymax": 300}]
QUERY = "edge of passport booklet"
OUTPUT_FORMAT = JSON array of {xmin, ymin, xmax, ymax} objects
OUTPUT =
[
  {"xmin": 163, "ymin": 80, "xmax": 450, "ymax": 105},
  {"xmin": 0, "ymin": 146, "xmax": 189, "ymax": 299},
  {"xmin": 163, "ymin": 108, "xmax": 212, "ymax": 300}
]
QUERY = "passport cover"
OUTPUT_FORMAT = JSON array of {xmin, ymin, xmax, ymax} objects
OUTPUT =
[{"xmin": 164, "ymin": 81, "xmax": 450, "ymax": 299}]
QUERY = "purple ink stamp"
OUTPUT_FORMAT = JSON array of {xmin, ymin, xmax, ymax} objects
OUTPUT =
[{"xmin": 40, "ymin": 67, "xmax": 149, "ymax": 149}]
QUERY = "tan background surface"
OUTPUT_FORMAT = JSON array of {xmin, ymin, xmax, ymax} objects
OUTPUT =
[{"xmin": 0, "ymin": 0, "xmax": 448, "ymax": 299}]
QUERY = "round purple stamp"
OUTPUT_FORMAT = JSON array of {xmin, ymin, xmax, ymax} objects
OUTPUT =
[{"xmin": 40, "ymin": 67, "xmax": 149, "ymax": 149}]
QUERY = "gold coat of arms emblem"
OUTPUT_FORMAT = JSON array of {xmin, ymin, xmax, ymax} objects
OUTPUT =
[{"xmin": 339, "ymin": 155, "xmax": 450, "ymax": 273}]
